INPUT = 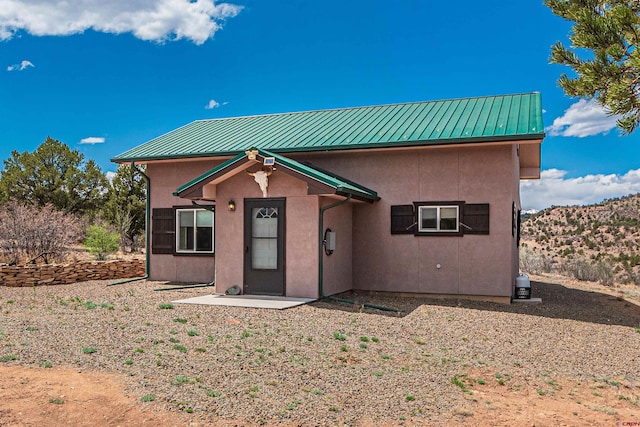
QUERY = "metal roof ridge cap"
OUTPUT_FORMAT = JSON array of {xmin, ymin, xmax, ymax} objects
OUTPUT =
[{"xmin": 190, "ymin": 93, "xmax": 543, "ymax": 124}]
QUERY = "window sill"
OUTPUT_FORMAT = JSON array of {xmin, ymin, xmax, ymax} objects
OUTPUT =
[
  {"xmin": 415, "ymin": 231, "xmax": 463, "ymax": 237},
  {"xmin": 173, "ymin": 252, "xmax": 215, "ymax": 257}
]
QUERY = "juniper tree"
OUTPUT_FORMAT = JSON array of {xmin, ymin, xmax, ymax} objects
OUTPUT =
[
  {"xmin": 0, "ymin": 137, "xmax": 108, "ymax": 215},
  {"xmin": 104, "ymin": 164, "xmax": 146, "ymax": 251}
]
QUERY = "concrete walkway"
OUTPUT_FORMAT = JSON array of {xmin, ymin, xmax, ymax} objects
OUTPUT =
[{"xmin": 172, "ymin": 294, "xmax": 315, "ymax": 310}]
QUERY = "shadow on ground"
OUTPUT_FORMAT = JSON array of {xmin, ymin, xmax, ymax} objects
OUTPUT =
[{"xmin": 312, "ymin": 281, "xmax": 640, "ymax": 328}]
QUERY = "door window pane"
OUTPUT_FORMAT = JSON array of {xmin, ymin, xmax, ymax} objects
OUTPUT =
[{"xmin": 252, "ymin": 207, "xmax": 278, "ymax": 269}]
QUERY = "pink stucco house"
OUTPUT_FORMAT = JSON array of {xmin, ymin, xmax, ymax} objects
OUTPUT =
[{"xmin": 112, "ymin": 93, "xmax": 544, "ymax": 303}]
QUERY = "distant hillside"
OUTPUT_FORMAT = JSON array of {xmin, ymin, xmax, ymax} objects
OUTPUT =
[{"xmin": 520, "ymin": 193, "xmax": 640, "ymax": 286}]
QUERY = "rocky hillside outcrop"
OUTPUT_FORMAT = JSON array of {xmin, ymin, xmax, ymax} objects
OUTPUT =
[{"xmin": 520, "ymin": 193, "xmax": 640, "ymax": 285}]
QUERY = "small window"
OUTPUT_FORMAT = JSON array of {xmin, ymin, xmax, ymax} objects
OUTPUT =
[
  {"xmin": 414, "ymin": 202, "xmax": 463, "ymax": 236},
  {"xmin": 418, "ymin": 205, "xmax": 459, "ymax": 232},
  {"xmin": 176, "ymin": 209, "xmax": 214, "ymax": 253}
]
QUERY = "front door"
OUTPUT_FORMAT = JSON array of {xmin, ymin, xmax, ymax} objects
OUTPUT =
[{"xmin": 244, "ymin": 198, "xmax": 285, "ymax": 295}]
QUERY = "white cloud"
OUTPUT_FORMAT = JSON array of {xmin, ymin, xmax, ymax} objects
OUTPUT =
[
  {"xmin": 521, "ymin": 168, "xmax": 640, "ymax": 211},
  {"xmin": 105, "ymin": 171, "xmax": 116, "ymax": 182},
  {"xmin": 205, "ymin": 99, "xmax": 221, "ymax": 109},
  {"xmin": 0, "ymin": 0, "xmax": 242, "ymax": 45},
  {"xmin": 7, "ymin": 59, "xmax": 34, "ymax": 71},
  {"xmin": 545, "ymin": 99, "xmax": 619, "ymax": 137},
  {"xmin": 80, "ymin": 136, "xmax": 105, "ymax": 144}
]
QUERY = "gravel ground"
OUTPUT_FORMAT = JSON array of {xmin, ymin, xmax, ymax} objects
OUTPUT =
[{"xmin": 0, "ymin": 278, "xmax": 639, "ymax": 426}]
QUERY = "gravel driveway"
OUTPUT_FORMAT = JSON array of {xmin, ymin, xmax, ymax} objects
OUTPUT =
[{"xmin": 0, "ymin": 278, "xmax": 639, "ymax": 426}]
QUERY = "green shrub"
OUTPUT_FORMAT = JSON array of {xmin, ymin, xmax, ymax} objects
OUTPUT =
[
  {"xmin": 84, "ymin": 225, "xmax": 120, "ymax": 260},
  {"xmin": 333, "ymin": 332, "xmax": 346, "ymax": 341}
]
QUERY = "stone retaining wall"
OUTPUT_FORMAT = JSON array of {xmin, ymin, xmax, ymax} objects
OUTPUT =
[{"xmin": 0, "ymin": 260, "xmax": 145, "ymax": 287}]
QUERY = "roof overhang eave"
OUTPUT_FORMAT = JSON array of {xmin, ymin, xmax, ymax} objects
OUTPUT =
[
  {"xmin": 336, "ymin": 188, "xmax": 379, "ymax": 203},
  {"xmin": 110, "ymin": 132, "xmax": 546, "ymax": 164}
]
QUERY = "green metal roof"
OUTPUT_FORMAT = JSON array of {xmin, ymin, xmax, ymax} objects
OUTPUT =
[
  {"xmin": 174, "ymin": 148, "xmax": 380, "ymax": 203},
  {"xmin": 112, "ymin": 93, "xmax": 544, "ymax": 163}
]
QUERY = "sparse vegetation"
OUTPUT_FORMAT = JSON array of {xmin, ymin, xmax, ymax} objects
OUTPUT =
[
  {"xmin": 0, "ymin": 263, "xmax": 637, "ymax": 425},
  {"xmin": 521, "ymin": 194, "xmax": 640, "ymax": 286},
  {"xmin": 333, "ymin": 332, "xmax": 346, "ymax": 341},
  {"xmin": 0, "ymin": 354, "xmax": 18, "ymax": 362},
  {"xmin": 173, "ymin": 345, "xmax": 188, "ymax": 353},
  {"xmin": 451, "ymin": 375, "xmax": 471, "ymax": 394}
]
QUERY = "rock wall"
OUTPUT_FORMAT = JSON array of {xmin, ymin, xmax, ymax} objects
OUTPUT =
[{"xmin": 0, "ymin": 260, "xmax": 145, "ymax": 287}]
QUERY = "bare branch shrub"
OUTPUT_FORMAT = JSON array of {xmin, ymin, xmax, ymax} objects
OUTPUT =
[
  {"xmin": 113, "ymin": 207, "xmax": 133, "ymax": 252},
  {"xmin": 561, "ymin": 257, "xmax": 614, "ymax": 286},
  {"xmin": 0, "ymin": 201, "xmax": 83, "ymax": 264},
  {"xmin": 622, "ymin": 266, "xmax": 640, "ymax": 287},
  {"xmin": 519, "ymin": 248, "xmax": 553, "ymax": 274}
]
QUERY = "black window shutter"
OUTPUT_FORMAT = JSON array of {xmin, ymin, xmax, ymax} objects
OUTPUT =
[
  {"xmin": 391, "ymin": 205, "xmax": 416, "ymax": 234},
  {"xmin": 152, "ymin": 208, "xmax": 175, "ymax": 254},
  {"xmin": 462, "ymin": 203, "xmax": 489, "ymax": 234},
  {"xmin": 517, "ymin": 208, "xmax": 522, "ymax": 246}
]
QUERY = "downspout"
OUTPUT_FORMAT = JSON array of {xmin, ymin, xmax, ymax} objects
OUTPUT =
[
  {"xmin": 318, "ymin": 195, "xmax": 397, "ymax": 313},
  {"xmin": 108, "ymin": 162, "xmax": 150, "ymax": 286}
]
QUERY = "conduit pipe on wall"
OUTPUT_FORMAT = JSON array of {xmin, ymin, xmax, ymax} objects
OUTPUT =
[
  {"xmin": 153, "ymin": 282, "xmax": 215, "ymax": 291},
  {"xmin": 108, "ymin": 162, "xmax": 150, "ymax": 286},
  {"xmin": 318, "ymin": 195, "xmax": 397, "ymax": 313}
]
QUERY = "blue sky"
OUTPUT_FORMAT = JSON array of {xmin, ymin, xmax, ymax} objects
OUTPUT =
[{"xmin": 1, "ymin": 0, "xmax": 639, "ymax": 211}]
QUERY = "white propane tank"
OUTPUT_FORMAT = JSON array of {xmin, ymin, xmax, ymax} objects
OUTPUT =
[{"xmin": 515, "ymin": 273, "xmax": 531, "ymax": 299}]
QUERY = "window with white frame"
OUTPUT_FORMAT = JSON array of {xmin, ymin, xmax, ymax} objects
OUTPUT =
[
  {"xmin": 391, "ymin": 202, "xmax": 489, "ymax": 236},
  {"xmin": 176, "ymin": 209, "xmax": 214, "ymax": 253},
  {"xmin": 417, "ymin": 204, "xmax": 460, "ymax": 234}
]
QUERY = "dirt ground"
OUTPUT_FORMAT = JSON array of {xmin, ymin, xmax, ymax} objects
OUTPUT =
[
  {"xmin": 1, "ymin": 365, "xmax": 638, "ymax": 427},
  {"xmin": 0, "ymin": 275, "xmax": 638, "ymax": 427},
  {"xmin": 0, "ymin": 366, "xmax": 187, "ymax": 427}
]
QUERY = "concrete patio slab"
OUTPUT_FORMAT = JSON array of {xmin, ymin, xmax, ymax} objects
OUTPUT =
[
  {"xmin": 512, "ymin": 298, "xmax": 543, "ymax": 303},
  {"xmin": 172, "ymin": 294, "xmax": 316, "ymax": 310}
]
